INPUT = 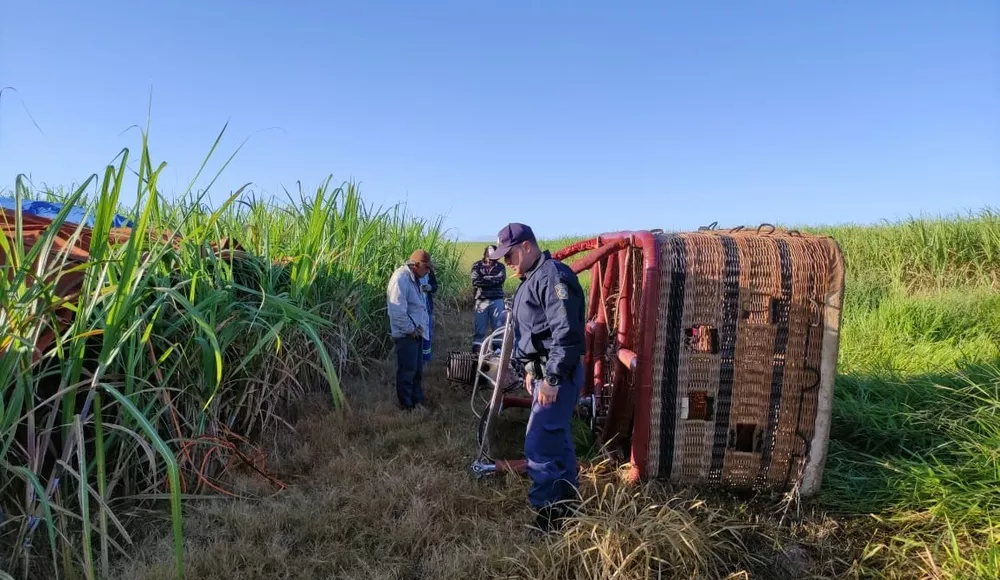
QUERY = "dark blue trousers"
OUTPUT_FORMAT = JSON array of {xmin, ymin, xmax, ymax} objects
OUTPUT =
[
  {"xmin": 525, "ymin": 362, "xmax": 582, "ymax": 509},
  {"xmin": 394, "ymin": 336, "xmax": 425, "ymax": 409}
]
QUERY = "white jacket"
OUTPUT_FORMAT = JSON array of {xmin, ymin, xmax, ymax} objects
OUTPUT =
[{"xmin": 386, "ymin": 263, "xmax": 429, "ymax": 340}]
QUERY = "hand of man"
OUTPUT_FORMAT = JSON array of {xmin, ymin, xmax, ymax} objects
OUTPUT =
[
  {"xmin": 524, "ymin": 373, "xmax": 533, "ymax": 395},
  {"xmin": 410, "ymin": 327, "xmax": 423, "ymax": 338},
  {"xmin": 536, "ymin": 379, "xmax": 558, "ymax": 406}
]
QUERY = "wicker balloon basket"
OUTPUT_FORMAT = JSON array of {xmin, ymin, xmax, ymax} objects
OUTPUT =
[{"xmin": 549, "ymin": 225, "xmax": 845, "ymax": 496}]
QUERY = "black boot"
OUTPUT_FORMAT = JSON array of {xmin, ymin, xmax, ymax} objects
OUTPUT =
[
  {"xmin": 531, "ymin": 502, "xmax": 574, "ymax": 535},
  {"xmin": 533, "ymin": 505, "xmax": 553, "ymax": 532},
  {"xmin": 548, "ymin": 502, "xmax": 574, "ymax": 531},
  {"xmin": 559, "ymin": 497, "xmax": 582, "ymax": 518}
]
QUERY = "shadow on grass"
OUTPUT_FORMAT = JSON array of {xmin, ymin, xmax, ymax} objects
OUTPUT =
[
  {"xmin": 811, "ymin": 359, "xmax": 1000, "ymax": 578},
  {"xmin": 823, "ymin": 359, "xmax": 1000, "ymax": 514}
]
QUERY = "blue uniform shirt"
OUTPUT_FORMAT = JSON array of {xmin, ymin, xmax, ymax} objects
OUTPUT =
[{"xmin": 510, "ymin": 250, "xmax": 587, "ymax": 386}]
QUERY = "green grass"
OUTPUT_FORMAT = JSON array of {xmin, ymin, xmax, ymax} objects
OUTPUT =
[
  {"xmin": 0, "ymin": 129, "xmax": 461, "ymax": 579},
  {"xmin": 787, "ymin": 212, "xmax": 1000, "ymax": 577},
  {"xmin": 807, "ymin": 209, "xmax": 1000, "ymax": 290}
]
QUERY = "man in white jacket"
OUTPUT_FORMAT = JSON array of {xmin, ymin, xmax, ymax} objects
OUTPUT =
[{"xmin": 386, "ymin": 249, "xmax": 433, "ymax": 409}]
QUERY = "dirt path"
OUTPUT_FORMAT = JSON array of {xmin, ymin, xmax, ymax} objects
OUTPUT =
[{"xmin": 115, "ymin": 307, "xmax": 544, "ymax": 580}]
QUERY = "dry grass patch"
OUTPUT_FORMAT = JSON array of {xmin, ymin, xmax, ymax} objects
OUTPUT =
[{"xmin": 498, "ymin": 479, "xmax": 764, "ymax": 579}]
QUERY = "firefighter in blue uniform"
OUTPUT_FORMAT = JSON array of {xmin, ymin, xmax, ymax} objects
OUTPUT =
[{"xmin": 489, "ymin": 222, "xmax": 586, "ymax": 532}]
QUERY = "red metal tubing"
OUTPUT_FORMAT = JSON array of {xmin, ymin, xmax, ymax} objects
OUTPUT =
[
  {"xmin": 499, "ymin": 394, "xmax": 592, "ymax": 419},
  {"xmin": 583, "ymin": 265, "xmax": 602, "ymax": 397},
  {"xmin": 568, "ymin": 238, "xmax": 630, "ymax": 275},
  {"xmin": 555, "ymin": 237, "xmax": 627, "ymax": 399},
  {"xmin": 617, "ymin": 246, "xmax": 633, "ymax": 348},
  {"xmin": 593, "ymin": 251, "xmax": 618, "ymax": 418},
  {"xmin": 552, "ymin": 237, "xmax": 600, "ymax": 261},
  {"xmin": 602, "ymin": 250, "xmax": 619, "ymax": 324},
  {"xmin": 601, "ymin": 246, "xmax": 634, "ymax": 445},
  {"xmin": 617, "ymin": 348, "xmax": 638, "ymax": 371},
  {"xmin": 583, "ymin": 320, "xmax": 596, "ymax": 397},
  {"xmin": 495, "ymin": 459, "xmax": 528, "ymax": 475},
  {"xmin": 502, "ymin": 395, "xmax": 532, "ymax": 408},
  {"xmin": 587, "ymin": 263, "xmax": 601, "ymax": 321},
  {"xmin": 577, "ymin": 231, "xmax": 660, "ymax": 482},
  {"xmin": 627, "ymin": 234, "xmax": 659, "ymax": 483},
  {"xmin": 591, "ymin": 319, "xmax": 608, "ymax": 402}
]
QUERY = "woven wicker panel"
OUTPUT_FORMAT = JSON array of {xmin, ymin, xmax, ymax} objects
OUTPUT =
[
  {"xmin": 646, "ymin": 241, "xmax": 670, "ymax": 478},
  {"xmin": 676, "ymin": 234, "xmax": 723, "ymax": 483},
  {"xmin": 723, "ymin": 234, "xmax": 779, "ymax": 488},
  {"xmin": 646, "ymin": 228, "xmax": 842, "ymax": 493},
  {"xmin": 648, "ymin": 236, "xmax": 686, "ymax": 478}
]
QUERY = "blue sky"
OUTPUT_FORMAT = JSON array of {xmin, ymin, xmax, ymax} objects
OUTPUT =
[{"xmin": 1, "ymin": 1, "xmax": 997, "ymax": 241}]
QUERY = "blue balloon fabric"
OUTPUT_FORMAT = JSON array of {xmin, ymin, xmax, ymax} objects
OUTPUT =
[{"xmin": 0, "ymin": 198, "xmax": 135, "ymax": 229}]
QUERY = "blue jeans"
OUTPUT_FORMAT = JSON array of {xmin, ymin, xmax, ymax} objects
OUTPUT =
[
  {"xmin": 525, "ymin": 362, "xmax": 582, "ymax": 509},
  {"xmin": 473, "ymin": 298, "xmax": 505, "ymax": 350},
  {"xmin": 394, "ymin": 336, "xmax": 425, "ymax": 409}
]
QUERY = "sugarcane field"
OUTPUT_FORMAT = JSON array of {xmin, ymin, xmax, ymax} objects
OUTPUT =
[{"xmin": 2, "ymin": 3, "xmax": 998, "ymax": 580}]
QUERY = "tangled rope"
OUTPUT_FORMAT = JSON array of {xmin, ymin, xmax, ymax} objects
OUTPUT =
[{"xmin": 174, "ymin": 425, "xmax": 288, "ymax": 497}]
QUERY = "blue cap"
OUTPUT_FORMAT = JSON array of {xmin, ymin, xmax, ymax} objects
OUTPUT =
[{"xmin": 490, "ymin": 223, "xmax": 536, "ymax": 260}]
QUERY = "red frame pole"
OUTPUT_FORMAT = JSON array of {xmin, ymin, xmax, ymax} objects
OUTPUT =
[
  {"xmin": 582, "ymin": 266, "xmax": 601, "ymax": 397},
  {"xmin": 565, "ymin": 238, "xmax": 629, "ymax": 274},
  {"xmin": 594, "ymin": 251, "xmax": 618, "ymax": 431},
  {"xmin": 563, "ymin": 231, "xmax": 659, "ymax": 482},
  {"xmin": 601, "ymin": 245, "xmax": 634, "ymax": 446},
  {"xmin": 551, "ymin": 238, "xmax": 600, "ymax": 262}
]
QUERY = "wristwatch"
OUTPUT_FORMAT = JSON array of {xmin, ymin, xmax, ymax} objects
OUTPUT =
[{"xmin": 545, "ymin": 374, "xmax": 560, "ymax": 387}]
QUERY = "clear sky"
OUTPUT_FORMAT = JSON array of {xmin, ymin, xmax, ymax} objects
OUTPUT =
[{"xmin": 2, "ymin": 1, "xmax": 997, "ymax": 241}]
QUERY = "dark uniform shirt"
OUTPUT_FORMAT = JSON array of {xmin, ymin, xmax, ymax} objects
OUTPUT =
[
  {"xmin": 471, "ymin": 260, "xmax": 506, "ymax": 300},
  {"xmin": 510, "ymin": 250, "xmax": 586, "ymax": 386},
  {"xmin": 422, "ymin": 269, "xmax": 438, "ymax": 313}
]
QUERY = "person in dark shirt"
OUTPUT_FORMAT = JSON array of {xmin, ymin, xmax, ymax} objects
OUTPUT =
[
  {"xmin": 470, "ymin": 245, "xmax": 506, "ymax": 351},
  {"xmin": 489, "ymin": 222, "xmax": 586, "ymax": 532},
  {"xmin": 419, "ymin": 267, "xmax": 438, "ymax": 362}
]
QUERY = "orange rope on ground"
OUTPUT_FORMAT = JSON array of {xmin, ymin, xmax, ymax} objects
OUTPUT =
[{"xmin": 173, "ymin": 428, "xmax": 288, "ymax": 496}]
